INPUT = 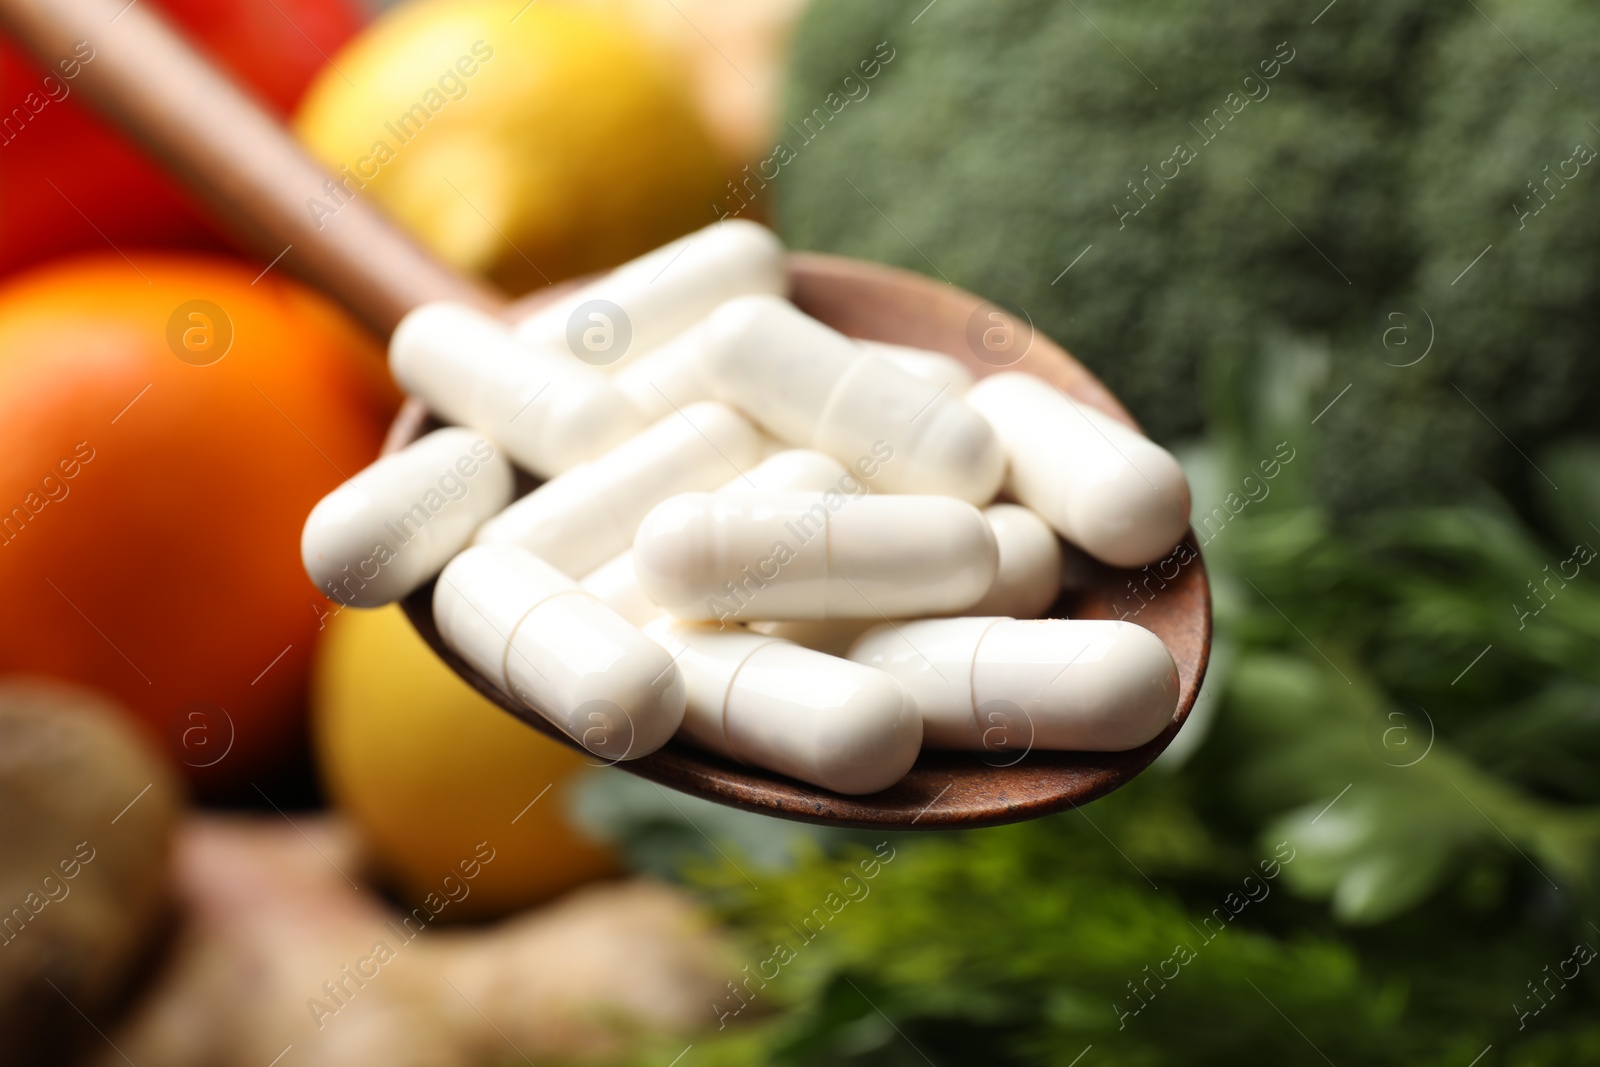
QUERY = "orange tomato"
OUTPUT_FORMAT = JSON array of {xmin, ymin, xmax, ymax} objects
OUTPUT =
[{"xmin": 0, "ymin": 254, "xmax": 399, "ymax": 793}]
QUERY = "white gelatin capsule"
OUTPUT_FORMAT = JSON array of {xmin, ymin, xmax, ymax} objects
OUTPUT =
[
  {"xmin": 434, "ymin": 545, "xmax": 685, "ymax": 759},
  {"xmin": 579, "ymin": 550, "xmax": 664, "ymax": 629},
  {"xmin": 719, "ymin": 448, "xmax": 854, "ymax": 495},
  {"xmin": 390, "ymin": 302, "xmax": 645, "ymax": 479},
  {"xmin": 633, "ymin": 491, "xmax": 998, "ymax": 623},
  {"xmin": 612, "ymin": 324, "xmax": 715, "ymax": 422},
  {"xmin": 748, "ymin": 618, "xmax": 878, "ymax": 659},
  {"xmin": 302, "ymin": 428, "xmax": 513, "ymax": 608},
  {"xmin": 964, "ymin": 372, "xmax": 1191, "ymax": 568},
  {"xmin": 646, "ymin": 620, "xmax": 921, "ymax": 794},
  {"xmin": 582, "ymin": 449, "xmax": 850, "ymax": 625},
  {"xmin": 698, "ymin": 296, "xmax": 1005, "ymax": 504},
  {"xmin": 859, "ymin": 340, "xmax": 975, "ymax": 396},
  {"xmin": 967, "ymin": 504, "xmax": 1064, "ymax": 619},
  {"xmin": 513, "ymin": 220, "xmax": 786, "ymax": 369},
  {"xmin": 473, "ymin": 401, "xmax": 761, "ymax": 577},
  {"xmin": 848, "ymin": 617, "xmax": 1179, "ymax": 751},
  {"xmin": 614, "ymin": 332, "xmax": 975, "ymax": 426}
]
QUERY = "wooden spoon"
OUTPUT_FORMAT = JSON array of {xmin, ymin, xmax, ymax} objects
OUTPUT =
[{"xmin": 0, "ymin": 0, "xmax": 1210, "ymax": 829}]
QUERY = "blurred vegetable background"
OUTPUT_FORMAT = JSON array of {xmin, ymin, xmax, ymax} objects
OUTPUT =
[{"xmin": 3, "ymin": 0, "xmax": 1598, "ymax": 1063}]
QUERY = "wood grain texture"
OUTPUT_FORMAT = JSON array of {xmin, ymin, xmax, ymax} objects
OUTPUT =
[
  {"xmin": 397, "ymin": 253, "xmax": 1212, "ymax": 829},
  {"xmin": 0, "ymin": 0, "xmax": 496, "ymax": 337}
]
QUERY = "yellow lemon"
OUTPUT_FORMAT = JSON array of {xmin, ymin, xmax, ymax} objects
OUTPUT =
[
  {"xmin": 293, "ymin": 0, "xmax": 727, "ymax": 294},
  {"xmin": 312, "ymin": 603, "xmax": 616, "ymax": 919}
]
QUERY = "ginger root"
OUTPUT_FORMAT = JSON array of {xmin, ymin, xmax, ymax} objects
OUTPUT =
[{"xmin": 90, "ymin": 815, "xmax": 734, "ymax": 1067}]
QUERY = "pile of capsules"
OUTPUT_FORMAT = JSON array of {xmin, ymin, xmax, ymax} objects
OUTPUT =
[{"xmin": 302, "ymin": 220, "xmax": 1194, "ymax": 795}]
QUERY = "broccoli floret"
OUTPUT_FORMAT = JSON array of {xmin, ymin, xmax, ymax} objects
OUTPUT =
[{"xmin": 1316, "ymin": 0, "xmax": 1600, "ymax": 512}]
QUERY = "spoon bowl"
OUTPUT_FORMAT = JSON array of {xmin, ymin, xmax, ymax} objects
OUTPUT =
[{"xmin": 396, "ymin": 252, "xmax": 1210, "ymax": 830}]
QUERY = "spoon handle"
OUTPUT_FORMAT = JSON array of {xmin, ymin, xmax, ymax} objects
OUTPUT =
[{"xmin": 0, "ymin": 0, "xmax": 500, "ymax": 336}]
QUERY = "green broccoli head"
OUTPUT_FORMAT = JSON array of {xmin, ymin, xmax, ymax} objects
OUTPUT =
[
  {"xmin": 778, "ymin": 0, "xmax": 1599, "ymax": 512},
  {"xmin": 1316, "ymin": 0, "xmax": 1600, "ymax": 512}
]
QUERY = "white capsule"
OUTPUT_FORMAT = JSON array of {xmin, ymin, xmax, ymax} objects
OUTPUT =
[
  {"xmin": 579, "ymin": 551, "xmax": 663, "ymax": 629},
  {"xmin": 698, "ymin": 296, "xmax": 1005, "ymax": 504},
  {"xmin": 755, "ymin": 434, "xmax": 792, "ymax": 459},
  {"xmin": 747, "ymin": 618, "xmax": 879, "ymax": 659},
  {"xmin": 859, "ymin": 340, "xmax": 976, "ymax": 396},
  {"xmin": 513, "ymin": 220, "xmax": 786, "ymax": 369},
  {"xmin": 633, "ymin": 491, "xmax": 998, "ymax": 623},
  {"xmin": 473, "ymin": 401, "xmax": 760, "ymax": 577},
  {"xmin": 614, "ymin": 332, "xmax": 976, "ymax": 428},
  {"xmin": 741, "ymin": 432, "xmax": 919, "ymax": 661},
  {"xmin": 433, "ymin": 544, "xmax": 685, "ymax": 759},
  {"xmin": 964, "ymin": 372, "xmax": 1191, "ymax": 568},
  {"xmin": 719, "ymin": 448, "xmax": 854, "ymax": 495},
  {"xmin": 646, "ymin": 620, "xmax": 921, "ymax": 794},
  {"xmin": 967, "ymin": 504, "xmax": 1064, "ymax": 619},
  {"xmin": 390, "ymin": 303, "xmax": 645, "ymax": 479},
  {"xmin": 581, "ymin": 449, "xmax": 851, "ymax": 625},
  {"xmin": 301, "ymin": 429, "xmax": 513, "ymax": 608},
  {"xmin": 848, "ymin": 617, "xmax": 1179, "ymax": 752},
  {"xmin": 612, "ymin": 324, "xmax": 715, "ymax": 422}
]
